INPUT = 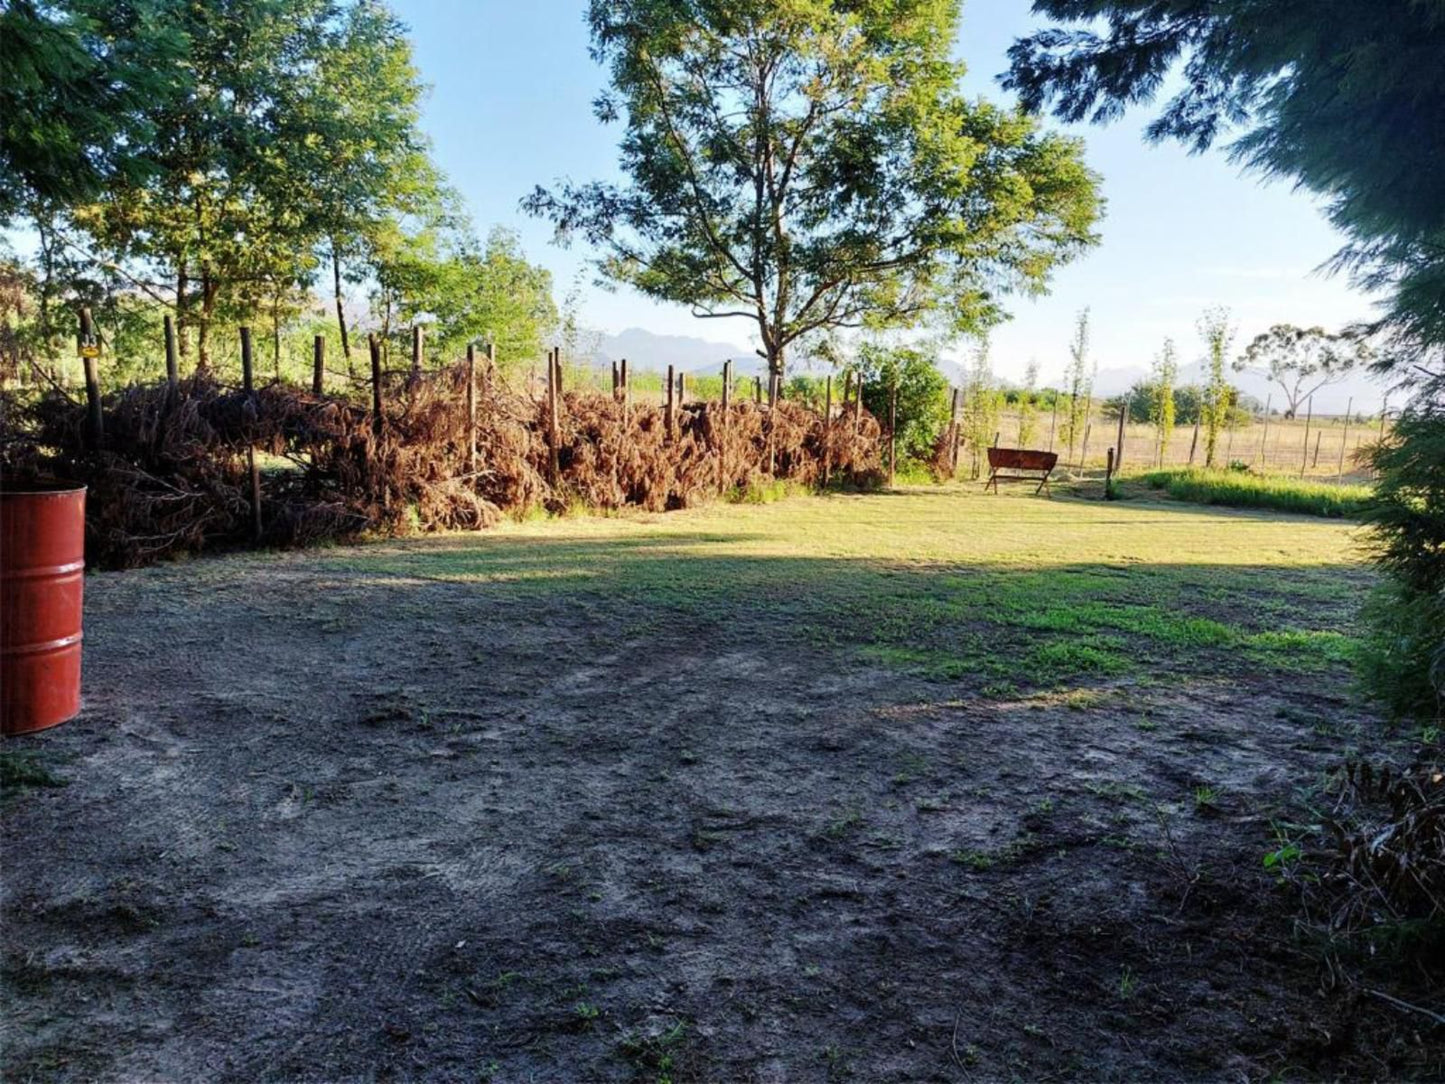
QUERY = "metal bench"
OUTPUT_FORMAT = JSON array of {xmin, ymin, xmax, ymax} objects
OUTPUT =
[{"xmin": 985, "ymin": 447, "xmax": 1058, "ymax": 496}]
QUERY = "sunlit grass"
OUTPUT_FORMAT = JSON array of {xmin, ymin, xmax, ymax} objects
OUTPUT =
[
  {"xmin": 1134, "ymin": 468, "xmax": 1373, "ymax": 518},
  {"xmin": 308, "ymin": 483, "xmax": 1369, "ymax": 690}
]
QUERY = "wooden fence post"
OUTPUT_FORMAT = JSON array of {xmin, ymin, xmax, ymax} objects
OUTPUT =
[
  {"xmin": 164, "ymin": 314, "xmax": 179, "ymax": 393},
  {"xmin": 754, "ymin": 374, "xmax": 762, "ymax": 404},
  {"xmin": 1105, "ymin": 447, "xmax": 1116, "ymax": 497},
  {"xmin": 678, "ymin": 370, "xmax": 686, "ymax": 404},
  {"xmin": 665, "ymin": 363, "xmax": 675, "ymax": 441},
  {"xmin": 822, "ymin": 373, "xmax": 832, "ymax": 487},
  {"xmin": 78, "ymin": 307, "xmax": 103, "ymax": 448},
  {"xmin": 1188, "ymin": 416, "xmax": 1201, "ymax": 465},
  {"xmin": 548, "ymin": 347, "xmax": 561, "ymax": 483},
  {"xmin": 410, "ymin": 325, "xmax": 423, "ymax": 385},
  {"xmin": 1300, "ymin": 394, "xmax": 1313, "ymax": 477},
  {"xmin": 1114, "ymin": 402, "xmax": 1127, "ymax": 474},
  {"xmin": 620, "ymin": 357, "xmax": 629, "ymax": 426},
  {"xmin": 948, "ymin": 387, "xmax": 961, "ymax": 477},
  {"xmin": 466, "ymin": 343, "xmax": 478, "ymax": 474},
  {"xmin": 1258, "ymin": 393, "xmax": 1271, "ymax": 468},
  {"xmin": 1337, "ymin": 396, "xmax": 1352, "ymax": 480},
  {"xmin": 1312, "ymin": 429, "xmax": 1322, "ymax": 469},
  {"xmin": 887, "ymin": 383, "xmax": 897, "ymax": 488},
  {"xmin": 854, "ymin": 378, "xmax": 863, "ymax": 429},
  {"xmin": 312, "ymin": 334, "xmax": 325, "ymax": 395},
  {"xmin": 719, "ymin": 359, "xmax": 732, "ymax": 494},
  {"xmin": 611, "ymin": 360, "xmax": 620, "ymax": 398},
  {"xmin": 240, "ymin": 326, "xmax": 263, "ymax": 541},
  {"xmin": 369, "ymin": 333, "xmax": 384, "ymax": 437}
]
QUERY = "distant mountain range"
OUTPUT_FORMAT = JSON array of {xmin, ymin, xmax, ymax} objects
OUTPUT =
[
  {"xmin": 590, "ymin": 327, "xmax": 1395, "ymax": 414},
  {"xmin": 592, "ymin": 328, "xmax": 761, "ymax": 376}
]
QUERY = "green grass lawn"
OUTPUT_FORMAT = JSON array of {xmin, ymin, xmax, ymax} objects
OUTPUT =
[{"xmin": 324, "ymin": 481, "xmax": 1369, "ymax": 695}]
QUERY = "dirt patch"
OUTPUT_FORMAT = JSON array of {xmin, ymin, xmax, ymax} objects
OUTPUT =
[{"xmin": 0, "ymin": 519, "xmax": 1434, "ymax": 1081}]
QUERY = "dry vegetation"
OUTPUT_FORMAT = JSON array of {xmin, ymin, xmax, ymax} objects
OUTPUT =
[{"xmin": 1, "ymin": 365, "xmax": 881, "ymax": 567}]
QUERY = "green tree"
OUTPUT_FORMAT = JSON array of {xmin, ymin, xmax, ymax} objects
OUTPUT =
[
  {"xmin": 1234, "ymin": 324, "xmax": 1373, "ymax": 419},
  {"xmin": 393, "ymin": 227, "xmax": 558, "ymax": 369},
  {"xmin": 962, "ymin": 340, "xmax": 1003, "ymax": 477},
  {"xmin": 1062, "ymin": 308, "xmax": 1094, "ymax": 463},
  {"xmin": 527, "ymin": 0, "xmax": 1101, "ymax": 399},
  {"xmin": 0, "ymin": 0, "xmax": 183, "ymax": 223},
  {"xmin": 1017, "ymin": 359, "xmax": 1041, "ymax": 447},
  {"xmin": 66, "ymin": 0, "xmax": 443, "ymax": 375},
  {"xmin": 1151, "ymin": 338, "xmax": 1178, "ymax": 465},
  {"xmin": 275, "ymin": 0, "xmax": 444, "ymax": 370},
  {"xmin": 1197, "ymin": 306, "xmax": 1234, "ymax": 468},
  {"xmin": 857, "ymin": 343, "xmax": 950, "ymax": 465}
]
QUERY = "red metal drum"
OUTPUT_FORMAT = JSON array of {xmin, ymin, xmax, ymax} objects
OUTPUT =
[{"xmin": 1, "ymin": 482, "xmax": 86, "ymax": 735}]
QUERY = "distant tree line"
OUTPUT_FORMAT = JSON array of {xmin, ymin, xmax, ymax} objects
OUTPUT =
[{"xmin": 0, "ymin": 0, "xmax": 556, "ymax": 389}]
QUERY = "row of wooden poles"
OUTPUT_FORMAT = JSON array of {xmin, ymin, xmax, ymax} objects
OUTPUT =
[
  {"xmin": 72, "ymin": 308, "xmax": 897, "ymax": 543},
  {"xmin": 543, "ymin": 348, "xmax": 882, "ymax": 486}
]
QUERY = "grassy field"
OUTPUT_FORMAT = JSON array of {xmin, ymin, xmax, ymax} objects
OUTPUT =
[
  {"xmin": 332, "ymin": 482, "xmax": 1367, "ymax": 691},
  {"xmin": 5, "ymin": 484, "xmax": 1427, "ymax": 1080}
]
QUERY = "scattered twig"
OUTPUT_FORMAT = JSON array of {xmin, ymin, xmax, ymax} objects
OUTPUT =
[{"xmin": 1365, "ymin": 988, "xmax": 1445, "ymax": 1027}]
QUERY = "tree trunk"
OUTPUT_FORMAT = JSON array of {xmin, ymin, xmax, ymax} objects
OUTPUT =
[
  {"xmin": 767, "ymin": 347, "xmax": 784, "ymax": 406},
  {"xmin": 176, "ymin": 264, "xmax": 190, "ymax": 367},
  {"xmin": 196, "ymin": 270, "xmax": 215, "ymax": 372},
  {"xmin": 331, "ymin": 246, "xmax": 353, "ymax": 377}
]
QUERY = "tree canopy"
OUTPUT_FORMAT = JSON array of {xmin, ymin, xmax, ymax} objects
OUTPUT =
[
  {"xmin": 1, "ymin": 0, "xmax": 558, "ymax": 387},
  {"xmin": 1234, "ymin": 324, "xmax": 1372, "ymax": 418},
  {"xmin": 1004, "ymin": 0, "xmax": 1445, "ymax": 363},
  {"xmin": 527, "ymin": 0, "xmax": 1102, "ymax": 396}
]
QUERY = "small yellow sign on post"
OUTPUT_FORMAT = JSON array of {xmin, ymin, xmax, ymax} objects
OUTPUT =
[{"xmin": 79, "ymin": 343, "xmax": 101, "ymax": 359}]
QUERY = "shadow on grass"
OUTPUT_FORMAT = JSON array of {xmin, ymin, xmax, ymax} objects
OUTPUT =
[{"xmin": 312, "ymin": 527, "xmax": 1368, "ymax": 695}]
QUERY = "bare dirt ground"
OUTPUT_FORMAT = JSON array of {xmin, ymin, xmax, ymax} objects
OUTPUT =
[{"xmin": 1, "ymin": 490, "xmax": 1433, "ymax": 1081}]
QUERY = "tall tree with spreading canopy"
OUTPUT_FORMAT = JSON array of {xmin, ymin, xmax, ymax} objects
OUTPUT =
[
  {"xmin": 1234, "ymin": 324, "xmax": 1372, "ymax": 419},
  {"xmin": 526, "ymin": 0, "xmax": 1101, "ymax": 399}
]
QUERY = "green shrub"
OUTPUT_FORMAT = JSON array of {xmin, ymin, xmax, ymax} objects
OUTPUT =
[
  {"xmin": 1358, "ymin": 583, "xmax": 1445, "ymax": 719},
  {"xmin": 1138, "ymin": 468, "xmax": 1371, "ymax": 518},
  {"xmin": 857, "ymin": 344, "xmax": 950, "ymax": 465},
  {"xmin": 1358, "ymin": 395, "xmax": 1445, "ymax": 719}
]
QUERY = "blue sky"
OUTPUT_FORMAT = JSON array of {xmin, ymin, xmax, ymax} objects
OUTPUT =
[{"xmin": 394, "ymin": 0, "xmax": 1380, "ymax": 386}]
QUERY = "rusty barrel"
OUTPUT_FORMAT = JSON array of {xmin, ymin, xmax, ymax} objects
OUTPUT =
[{"xmin": 1, "ymin": 482, "xmax": 86, "ymax": 735}]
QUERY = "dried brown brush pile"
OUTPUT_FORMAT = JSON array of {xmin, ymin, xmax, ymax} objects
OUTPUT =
[
  {"xmin": 1322, "ymin": 762, "xmax": 1445, "ymax": 951},
  {"xmin": 1, "ymin": 365, "xmax": 881, "ymax": 567}
]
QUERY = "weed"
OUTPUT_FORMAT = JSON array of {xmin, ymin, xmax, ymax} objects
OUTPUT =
[
  {"xmin": 950, "ymin": 849, "xmax": 995, "ymax": 870},
  {"xmin": 1085, "ymin": 780, "xmax": 1146, "ymax": 803},
  {"xmin": 1193, "ymin": 785, "xmax": 1220, "ymax": 811},
  {"xmin": 821, "ymin": 809, "xmax": 864, "ymax": 841},
  {"xmin": 0, "ymin": 750, "xmax": 68, "ymax": 795},
  {"xmin": 1116, "ymin": 967, "xmax": 1138, "ymax": 999},
  {"xmin": 619, "ymin": 1020, "xmax": 687, "ymax": 1082}
]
